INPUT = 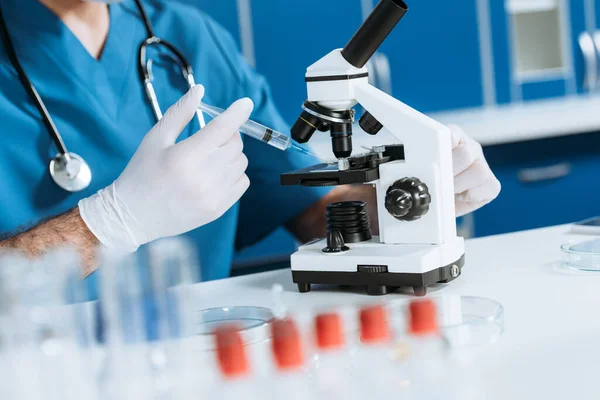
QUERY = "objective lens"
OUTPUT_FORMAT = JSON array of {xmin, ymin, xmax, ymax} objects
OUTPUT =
[
  {"xmin": 331, "ymin": 122, "xmax": 353, "ymax": 159},
  {"xmin": 359, "ymin": 111, "xmax": 383, "ymax": 135},
  {"xmin": 291, "ymin": 110, "xmax": 320, "ymax": 143}
]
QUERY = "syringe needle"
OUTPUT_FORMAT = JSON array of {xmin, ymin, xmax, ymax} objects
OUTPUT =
[{"xmin": 289, "ymin": 142, "xmax": 332, "ymax": 163}]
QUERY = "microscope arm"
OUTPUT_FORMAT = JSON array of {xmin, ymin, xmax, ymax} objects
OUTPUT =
[{"xmin": 353, "ymin": 82, "xmax": 457, "ymax": 245}]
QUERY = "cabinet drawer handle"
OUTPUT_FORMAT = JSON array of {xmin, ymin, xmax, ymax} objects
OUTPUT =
[
  {"xmin": 517, "ymin": 163, "xmax": 572, "ymax": 183},
  {"xmin": 579, "ymin": 31, "xmax": 598, "ymax": 91},
  {"xmin": 594, "ymin": 31, "xmax": 600, "ymax": 88}
]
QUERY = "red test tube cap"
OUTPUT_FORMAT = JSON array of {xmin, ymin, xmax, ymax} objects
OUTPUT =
[
  {"xmin": 408, "ymin": 299, "xmax": 439, "ymax": 336},
  {"xmin": 359, "ymin": 305, "xmax": 391, "ymax": 344},
  {"xmin": 214, "ymin": 324, "xmax": 250, "ymax": 379},
  {"xmin": 315, "ymin": 312, "xmax": 345, "ymax": 350},
  {"xmin": 271, "ymin": 318, "xmax": 304, "ymax": 371}
]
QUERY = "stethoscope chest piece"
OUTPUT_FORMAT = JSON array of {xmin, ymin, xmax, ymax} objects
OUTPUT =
[{"xmin": 49, "ymin": 152, "xmax": 92, "ymax": 192}]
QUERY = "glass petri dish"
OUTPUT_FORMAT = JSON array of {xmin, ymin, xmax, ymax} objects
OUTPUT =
[
  {"xmin": 389, "ymin": 295, "xmax": 504, "ymax": 348},
  {"xmin": 561, "ymin": 239, "xmax": 600, "ymax": 272},
  {"xmin": 188, "ymin": 306, "xmax": 274, "ymax": 351}
]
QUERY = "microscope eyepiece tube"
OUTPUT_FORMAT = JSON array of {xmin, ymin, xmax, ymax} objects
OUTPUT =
[{"xmin": 341, "ymin": 0, "xmax": 408, "ymax": 69}]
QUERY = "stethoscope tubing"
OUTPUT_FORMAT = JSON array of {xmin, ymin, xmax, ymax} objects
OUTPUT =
[
  {"xmin": 0, "ymin": 0, "xmax": 198, "ymax": 192},
  {"xmin": 0, "ymin": 6, "xmax": 69, "ymax": 156}
]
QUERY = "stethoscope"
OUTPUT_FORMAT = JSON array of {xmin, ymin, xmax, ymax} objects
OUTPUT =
[{"xmin": 0, "ymin": 0, "xmax": 204, "ymax": 192}]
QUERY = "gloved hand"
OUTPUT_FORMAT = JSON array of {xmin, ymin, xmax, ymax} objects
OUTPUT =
[
  {"xmin": 79, "ymin": 85, "xmax": 253, "ymax": 253},
  {"xmin": 449, "ymin": 124, "xmax": 501, "ymax": 217}
]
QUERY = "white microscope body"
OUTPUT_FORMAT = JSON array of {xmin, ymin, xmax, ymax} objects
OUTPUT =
[{"xmin": 281, "ymin": 0, "xmax": 465, "ymax": 296}]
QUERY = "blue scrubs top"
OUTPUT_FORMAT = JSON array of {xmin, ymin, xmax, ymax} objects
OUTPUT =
[{"xmin": 0, "ymin": 0, "xmax": 329, "ymax": 284}]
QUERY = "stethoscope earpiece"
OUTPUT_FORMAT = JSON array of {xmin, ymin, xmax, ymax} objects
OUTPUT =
[{"xmin": 49, "ymin": 153, "xmax": 92, "ymax": 192}]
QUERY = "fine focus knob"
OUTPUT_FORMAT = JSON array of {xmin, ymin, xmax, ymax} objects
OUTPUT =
[{"xmin": 385, "ymin": 177, "xmax": 431, "ymax": 221}]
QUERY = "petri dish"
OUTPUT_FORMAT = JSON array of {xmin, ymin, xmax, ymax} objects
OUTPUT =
[
  {"xmin": 561, "ymin": 239, "xmax": 600, "ymax": 272},
  {"xmin": 188, "ymin": 306, "xmax": 274, "ymax": 351},
  {"xmin": 389, "ymin": 295, "xmax": 504, "ymax": 348}
]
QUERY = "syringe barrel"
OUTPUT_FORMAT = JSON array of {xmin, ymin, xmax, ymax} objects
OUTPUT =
[
  {"xmin": 198, "ymin": 102, "xmax": 291, "ymax": 151},
  {"xmin": 341, "ymin": 0, "xmax": 408, "ymax": 69},
  {"xmin": 242, "ymin": 119, "xmax": 291, "ymax": 151}
]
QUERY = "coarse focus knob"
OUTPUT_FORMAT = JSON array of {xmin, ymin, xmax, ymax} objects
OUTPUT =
[{"xmin": 385, "ymin": 177, "xmax": 431, "ymax": 221}]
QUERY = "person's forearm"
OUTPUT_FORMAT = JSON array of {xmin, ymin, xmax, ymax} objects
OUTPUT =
[
  {"xmin": 286, "ymin": 185, "xmax": 379, "ymax": 243},
  {"xmin": 0, "ymin": 208, "xmax": 99, "ymax": 276}
]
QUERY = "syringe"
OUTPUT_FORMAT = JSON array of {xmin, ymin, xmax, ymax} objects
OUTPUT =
[{"xmin": 198, "ymin": 102, "xmax": 329, "ymax": 162}]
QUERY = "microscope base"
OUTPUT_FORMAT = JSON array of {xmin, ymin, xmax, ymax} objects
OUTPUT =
[{"xmin": 290, "ymin": 237, "xmax": 465, "ymax": 296}]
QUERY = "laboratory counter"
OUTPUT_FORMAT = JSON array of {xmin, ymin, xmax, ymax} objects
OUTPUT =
[
  {"xmin": 432, "ymin": 95, "xmax": 600, "ymax": 146},
  {"xmin": 307, "ymin": 96, "xmax": 600, "ymax": 156},
  {"xmin": 191, "ymin": 224, "xmax": 600, "ymax": 399}
]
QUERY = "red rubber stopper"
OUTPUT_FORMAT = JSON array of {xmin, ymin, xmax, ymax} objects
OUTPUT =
[
  {"xmin": 214, "ymin": 325, "xmax": 249, "ymax": 379},
  {"xmin": 271, "ymin": 318, "xmax": 304, "ymax": 371},
  {"xmin": 359, "ymin": 305, "xmax": 391, "ymax": 344},
  {"xmin": 315, "ymin": 312, "xmax": 345, "ymax": 350},
  {"xmin": 408, "ymin": 299, "xmax": 439, "ymax": 336}
]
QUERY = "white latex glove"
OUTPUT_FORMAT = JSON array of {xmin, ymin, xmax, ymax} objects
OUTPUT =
[
  {"xmin": 449, "ymin": 124, "xmax": 501, "ymax": 217},
  {"xmin": 79, "ymin": 85, "xmax": 253, "ymax": 254}
]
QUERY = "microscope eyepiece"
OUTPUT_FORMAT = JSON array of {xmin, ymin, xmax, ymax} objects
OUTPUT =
[{"xmin": 341, "ymin": 0, "xmax": 408, "ymax": 69}]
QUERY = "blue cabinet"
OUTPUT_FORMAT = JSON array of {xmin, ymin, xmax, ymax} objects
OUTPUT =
[
  {"xmin": 488, "ymin": 0, "xmax": 512, "ymax": 104},
  {"xmin": 569, "ymin": 0, "xmax": 588, "ymax": 94},
  {"xmin": 380, "ymin": 0, "xmax": 484, "ymax": 113},
  {"xmin": 570, "ymin": 0, "xmax": 600, "ymax": 94},
  {"xmin": 251, "ymin": 0, "xmax": 485, "ymax": 121},
  {"xmin": 488, "ymin": 0, "xmax": 595, "ymax": 103},
  {"xmin": 474, "ymin": 132, "xmax": 600, "ymax": 236}
]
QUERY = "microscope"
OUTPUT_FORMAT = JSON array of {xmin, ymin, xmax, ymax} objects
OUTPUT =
[{"xmin": 280, "ymin": 0, "xmax": 465, "ymax": 296}]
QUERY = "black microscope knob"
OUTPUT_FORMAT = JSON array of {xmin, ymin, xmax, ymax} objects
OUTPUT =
[
  {"xmin": 385, "ymin": 178, "xmax": 431, "ymax": 221},
  {"xmin": 322, "ymin": 229, "xmax": 350, "ymax": 253}
]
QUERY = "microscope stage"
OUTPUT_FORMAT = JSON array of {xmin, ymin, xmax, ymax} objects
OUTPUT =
[{"xmin": 290, "ymin": 236, "xmax": 465, "ymax": 296}]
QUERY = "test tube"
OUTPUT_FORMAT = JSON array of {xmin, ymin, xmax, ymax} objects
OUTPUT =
[
  {"xmin": 147, "ymin": 236, "xmax": 200, "ymax": 340},
  {"xmin": 271, "ymin": 283, "xmax": 287, "ymax": 319},
  {"xmin": 147, "ymin": 237, "xmax": 201, "ymax": 397},
  {"xmin": 98, "ymin": 249, "xmax": 152, "ymax": 399},
  {"xmin": 23, "ymin": 247, "xmax": 95, "ymax": 400},
  {"xmin": 99, "ymin": 250, "xmax": 146, "ymax": 345},
  {"xmin": 0, "ymin": 248, "xmax": 97, "ymax": 399},
  {"xmin": 0, "ymin": 250, "xmax": 27, "ymax": 399}
]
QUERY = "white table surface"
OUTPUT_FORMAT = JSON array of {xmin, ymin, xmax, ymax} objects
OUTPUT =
[{"xmin": 190, "ymin": 225, "xmax": 600, "ymax": 398}]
